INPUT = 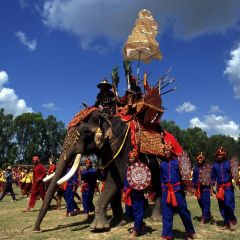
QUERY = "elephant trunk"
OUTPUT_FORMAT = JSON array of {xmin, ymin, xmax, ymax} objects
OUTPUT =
[{"xmin": 33, "ymin": 156, "xmax": 67, "ymax": 231}]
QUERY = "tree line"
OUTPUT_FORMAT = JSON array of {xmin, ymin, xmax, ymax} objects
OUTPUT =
[
  {"xmin": 0, "ymin": 107, "xmax": 239, "ymax": 168},
  {"xmin": 0, "ymin": 108, "xmax": 66, "ymax": 167},
  {"xmin": 161, "ymin": 120, "xmax": 240, "ymax": 163}
]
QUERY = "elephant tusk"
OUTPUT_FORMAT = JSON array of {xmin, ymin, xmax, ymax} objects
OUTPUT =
[
  {"xmin": 43, "ymin": 172, "xmax": 55, "ymax": 182},
  {"xmin": 57, "ymin": 154, "xmax": 81, "ymax": 185}
]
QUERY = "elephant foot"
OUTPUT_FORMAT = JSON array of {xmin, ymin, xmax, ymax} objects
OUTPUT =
[
  {"xmin": 151, "ymin": 208, "xmax": 162, "ymax": 221},
  {"xmin": 151, "ymin": 204, "xmax": 162, "ymax": 221},
  {"xmin": 89, "ymin": 213, "xmax": 110, "ymax": 230},
  {"xmin": 151, "ymin": 196, "xmax": 162, "ymax": 221},
  {"xmin": 33, "ymin": 227, "xmax": 41, "ymax": 232}
]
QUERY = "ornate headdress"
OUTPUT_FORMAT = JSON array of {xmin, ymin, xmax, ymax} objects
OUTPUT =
[
  {"xmin": 164, "ymin": 142, "xmax": 174, "ymax": 153},
  {"xmin": 215, "ymin": 146, "xmax": 227, "ymax": 158},
  {"xmin": 196, "ymin": 152, "xmax": 205, "ymax": 161}
]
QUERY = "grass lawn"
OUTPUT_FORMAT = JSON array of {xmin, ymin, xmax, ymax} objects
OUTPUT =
[{"xmin": 0, "ymin": 186, "xmax": 240, "ymax": 240}]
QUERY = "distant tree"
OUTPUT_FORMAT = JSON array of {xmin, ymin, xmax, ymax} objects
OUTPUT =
[
  {"xmin": 181, "ymin": 127, "xmax": 208, "ymax": 163},
  {"xmin": 161, "ymin": 120, "xmax": 240, "ymax": 163},
  {"xmin": 0, "ymin": 108, "xmax": 16, "ymax": 168},
  {"xmin": 40, "ymin": 115, "xmax": 66, "ymax": 164},
  {"xmin": 208, "ymin": 134, "xmax": 239, "ymax": 162},
  {"xmin": 14, "ymin": 112, "xmax": 66, "ymax": 165},
  {"xmin": 14, "ymin": 113, "xmax": 44, "ymax": 164}
]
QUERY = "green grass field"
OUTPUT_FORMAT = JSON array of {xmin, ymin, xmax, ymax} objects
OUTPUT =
[{"xmin": 0, "ymin": 186, "xmax": 240, "ymax": 240}]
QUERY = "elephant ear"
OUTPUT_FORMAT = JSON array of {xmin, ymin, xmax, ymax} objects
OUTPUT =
[
  {"xmin": 103, "ymin": 125, "xmax": 114, "ymax": 140},
  {"xmin": 96, "ymin": 111, "xmax": 113, "ymax": 140}
]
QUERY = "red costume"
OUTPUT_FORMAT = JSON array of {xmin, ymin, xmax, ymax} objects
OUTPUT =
[
  {"xmin": 27, "ymin": 156, "xmax": 46, "ymax": 209},
  {"xmin": 48, "ymin": 163, "xmax": 56, "ymax": 174}
]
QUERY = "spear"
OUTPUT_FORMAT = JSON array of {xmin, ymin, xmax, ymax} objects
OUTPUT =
[
  {"xmin": 161, "ymin": 78, "xmax": 175, "ymax": 91},
  {"xmin": 161, "ymin": 87, "xmax": 177, "ymax": 96},
  {"xmin": 158, "ymin": 68, "xmax": 172, "ymax": 85}
]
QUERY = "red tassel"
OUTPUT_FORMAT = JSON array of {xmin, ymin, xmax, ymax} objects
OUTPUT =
[
  {"xmin": 216, "ymin": 186, "xmax": 225, "ymax": 201},
  {"xmin": 195, "ymin": 184, "xmax": 201, "ymax": 200},
  {"xmin": 166, "ymin": 183, "xmax": 178, "ymax": 207},
  {"xmin": 122, "ymin": 188, "xmax": 132, "ymax": 206}
]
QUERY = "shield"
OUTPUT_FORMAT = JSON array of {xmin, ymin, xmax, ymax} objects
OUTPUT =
[
  {"xmin": 230, "ymin": 156, "xmax": 239, "ymax": 181},
  {"xmin": 127, "ymin": 162, "xmax": 151, "ymax": 190},
  {"xmin": 199, "ymin": 164, "xmax": 212, "ymax": 186},
  {"xmin": 178, "ymin": 151, "xmax": 192, "ymax": 180}
]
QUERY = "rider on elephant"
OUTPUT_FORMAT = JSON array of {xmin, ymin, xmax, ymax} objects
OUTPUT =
[
  {"xmin": 117, "ymin": 75, "xmax": 142, "ymax": 116},
  {"xmin": 95, "ymin": 78, "xmax": 116, "ymax": 116}
]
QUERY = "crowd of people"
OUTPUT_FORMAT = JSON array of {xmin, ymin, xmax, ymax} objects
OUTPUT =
[
  {"xmin": 0, "ymin": 155, "xmax": 101, "ymax": 220},
  {"xmin": 0, "ymin": 79, "xmax": 239, "ymax": 239},
  {"xmin": 0, "ymin": 145, "xmax": 239, "ymax": 239}
]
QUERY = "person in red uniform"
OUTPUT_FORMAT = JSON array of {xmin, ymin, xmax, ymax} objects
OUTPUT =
[
  {"xmin": 23, "ymin": 155, "xmax": 46, "ymax": 212},
  {"xmin": 48, "ymin": 159, "xmax": 56, "ymax": 175}
]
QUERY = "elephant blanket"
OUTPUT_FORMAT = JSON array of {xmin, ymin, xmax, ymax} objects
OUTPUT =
[{"xmin": 67, "ymin": 107, "xmax": 98, "ymax": 129}]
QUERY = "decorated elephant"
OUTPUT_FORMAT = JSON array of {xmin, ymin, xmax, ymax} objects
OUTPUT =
[{"xmin": 33, "ymin": 107, "xmax": 165, "ymax": 231}]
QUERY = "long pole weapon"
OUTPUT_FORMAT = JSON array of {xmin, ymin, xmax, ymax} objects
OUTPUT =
[{"xmin": 161, "ymin": 87, "xmax": 177, "ymax": 96}]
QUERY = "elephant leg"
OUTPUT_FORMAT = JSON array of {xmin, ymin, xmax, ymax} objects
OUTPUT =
[
  {"xmin": 151, "ymin": 195, "xmax": 162, "ymax": 221},
  {"xmin": 90, "ymin": 183, "xmax": 116, "ymax": 230},
  {"xmin": 109, "ymin": 190, "xmax": 123, "ymax": 227}
]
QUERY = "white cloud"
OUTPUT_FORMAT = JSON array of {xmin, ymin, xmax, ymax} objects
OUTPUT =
[
  {"xmin": 42, "ymin": 102, "xmax": 59, "ymax": 110},
  {"xmin": 40, "ymin": 0, "xmax": 240, "ymax": 51},
  {"xmin": 176, "ymin": 102, "xmax": 197, "ymax": 113},
  {"xmin": 189, "ymin": 114, "xmax": 240, "ymax": 139},
  {"xmin": 224, "ymin": 43, "xmax": 240, "ymax": 99},
  {"xmin": 210, "ymin": 105, "xmax": 222, "ymax": 113},
  {"xmin": 0, "ymin": 71, "xmax": 9, "ymax": 89},
  {"xmin": 0, "ymin": 70, "xmax": 33, "ymax": 116},
  {"xmin": 15, "ymin": 31, "xmax": 37, "ymax": 51}
]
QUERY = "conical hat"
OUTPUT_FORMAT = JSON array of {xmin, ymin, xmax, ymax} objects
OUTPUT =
[{"xmin": 97, "ymin": 79, "xmax": 112, "ymax": 89}]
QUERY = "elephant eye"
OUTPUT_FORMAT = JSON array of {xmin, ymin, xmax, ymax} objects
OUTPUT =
[{"xmin": 80, "ymin": 127, "xmax": 94, "ymax": 142}]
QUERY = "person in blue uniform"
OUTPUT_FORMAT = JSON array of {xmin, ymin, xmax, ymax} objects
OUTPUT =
[
  {"xmin": 211, "ymin": 146, "xmax": 237, "ymax": 231},
  {"xmin": 0, "ymin": 166, "xmax": 16, "ymax": 202},
  {"xmin": 64, "ymin": 163, "xmax": 80, "ymax": 216},
  {"xmin": 160, "ymin": 143, "xmax": 196, "ymax": 240},
  {"xmin": 192, "ymin": 152, "xmax": 211, "ymax": 224},
  {"xmin": 81, "ymin": 158, "xmax": 97, "ymax": 219},
  {"xmin": 122, "ymin": 177, "xmax": 146, "ymax": 238}
]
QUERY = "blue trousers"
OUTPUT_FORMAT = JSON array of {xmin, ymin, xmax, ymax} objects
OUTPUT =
[
  {"xmin": 197, "ymin": 190, "xmax": 211, "ymax": 220},
  {"xmin": 125, "ymin": 192, "xmax": 145, "ymax": 233},
  {"xmin": 82, "ymin": 188, "xmax": 95, "ymax": 213},
  {"xmin": 161, "ymin": 191, "xmax": 195, "ymax": 238},
  {"xmin": 64, "ymin": 185, "xmax": 78, "ymax": 213},
  {"xmin": 218, "ymin": 188, "xmax": 237, "ymax": 225}
]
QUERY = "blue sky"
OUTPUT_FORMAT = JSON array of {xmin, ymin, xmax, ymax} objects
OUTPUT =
[{"xmin": 1, "ymin": 0, "xmax": 240, "ymax": 139}]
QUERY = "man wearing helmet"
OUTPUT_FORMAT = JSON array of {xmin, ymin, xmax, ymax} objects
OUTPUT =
[{"xmin": 211, "ymin": 146, "xmax": 237, "ymax": 231}]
